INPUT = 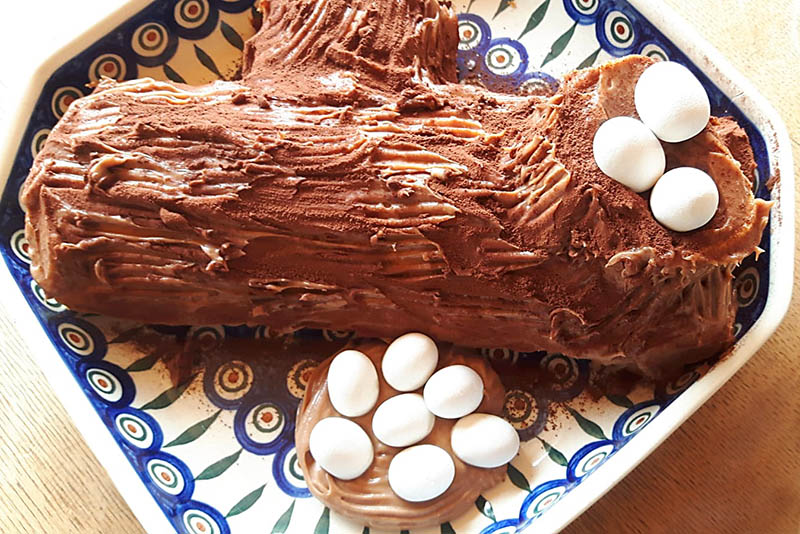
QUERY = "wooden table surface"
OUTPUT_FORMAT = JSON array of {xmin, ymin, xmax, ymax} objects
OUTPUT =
[{"xmin": 1, "ymin": 1, "xmax": 798, "ymax": 532}]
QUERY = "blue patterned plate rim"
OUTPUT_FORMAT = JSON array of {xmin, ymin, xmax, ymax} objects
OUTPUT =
[{"xmin": 0, "ymin": 1, "xmax": 793, "ymax": 533}]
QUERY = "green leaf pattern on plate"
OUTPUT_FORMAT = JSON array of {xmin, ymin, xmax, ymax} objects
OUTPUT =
[
  {"xmin": 195, "ymin": 448, "xmax": 243, "ymax": 481},
  {"xmin": 125, "ymin": 351, "xmax": 161, "ymax": 372},
  {"xmin": 270, "ymin": 500, "xmax": 295, "ymax": 533},
  {"xmin": 314, "ymin": 507, "xmax": 330, "ymax": 534},
  {"xmin": 163, "ymin": 63, "xmax": 187, "ymax": 84},
  {"xmin": 519, "ymin": 0, "xmax": 550, "ymax": 39},
  {"xmin": 195, "ymin": 44, "xmax": 222, "ymax": 77},
  {"xmin": 221, "ymin": 20, "xmax": 245, "ymax": 51},
  {"xmin": 541, "ymin": 21, "xmax": 578, "ymax": 67},
  {"xmin": 475, "ymin": 495, "xmax": 497, "ymax": 521},
  {"xmin": 577, "ymin": 46, "xmax": 602, "ymax": 69},
  {"xmin": 606, "ymin": 394, "xmax": 635, "ymax": 409},
  {"xmin": 567, "ymin": 407, "xmax": 609, "ymax": 440},
  {"xmin": 538, "ymin": 437, "xmax": 568, "ymax": 467},
  {"xmin": 507, "ymin": 463, "xmax": 531, "ymax": 492},
  {"xmin": 226, "ymin": 484, "xmax": 266, "ymax": 518},
  {"xmin": 164, "ymin": 409, "xmax": 221, "ymax": 448},
  {"xmin": 493, "ymin": 0, "xmax": 512, "ymax": 19},
  {"xmin": 139, "ymin": 374, "xmax": 197, "ymax": 411}
]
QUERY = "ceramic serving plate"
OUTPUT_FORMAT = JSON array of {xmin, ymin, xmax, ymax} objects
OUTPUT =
[{"xmin": 0, "ymin": 1, "xmax": 793, "ymax": 533}]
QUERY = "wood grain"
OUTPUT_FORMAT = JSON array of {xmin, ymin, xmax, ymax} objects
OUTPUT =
[{"xmin": 0, "ymin": 1, "xmax": 798, "ymax": 533}]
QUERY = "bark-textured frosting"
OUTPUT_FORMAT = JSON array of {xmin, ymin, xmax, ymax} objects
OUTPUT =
[
  {"xmin": 296, "ymin": 340, "xmax": 506, "ymax": 530},
  {"xmin": 21, "ymin": 0, "xmax": 770, "ymax": 376}
]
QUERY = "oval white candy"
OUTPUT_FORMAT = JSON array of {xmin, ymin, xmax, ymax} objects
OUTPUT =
[
  {"xmin": 592, "ymin": 116, "xmax": 666, "ymax": 192},
  {"xmin": 451, "ymin": 413, "xmax": 520, "ymax": 468},
  {"xmin": 423, "ymin": 365, "xmax": 484, "ymax": 419},
  {"xmin": 327, "ymin": 350, "xmax": 379, "ymax": 417},
  {"xmin": 635, "ymin": 61, "xmax": 711, "ymax": 142},
  {"xmin": 650, "ymin": 167, "xmax": 719, "ymax": 232},
  {"xmin": 372, "ymin": 393, "xmax": 435, "ymax": 448},
  {"xmin": 388, "ymin": 444, "xmax": 455, "ymax": 502},
  {"xmin": 381, "ymin": 332, "xmax": 439, "ymax": 392},
  {"xmin": 309, "ymin": 417, "xmax": 373, "ymax": 480}
]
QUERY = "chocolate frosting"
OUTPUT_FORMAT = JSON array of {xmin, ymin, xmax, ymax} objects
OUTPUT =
[
  {"xmin": 21, "ymin": 0, "xmax": 770, "ymax": 376},
  {"xmin": 296, "ymin": 340, "xmax": 506, "ymax": 530}
]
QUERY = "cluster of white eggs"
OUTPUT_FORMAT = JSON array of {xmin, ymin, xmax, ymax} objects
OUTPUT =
[
  {"xmin": 593, "ymin": 61, "xmax": 720, "ymax": 232},
  {"xmin": 309, "ymin": 333, "xmax": 520, "ymax": 502}
]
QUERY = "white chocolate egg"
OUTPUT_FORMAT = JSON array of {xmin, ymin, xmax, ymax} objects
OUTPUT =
[
  {"xmin": 650, "ymin": 167, "xmax": 719, "ymax": 232},
  {"xmin": 388, "ymin": 444, "xmax": 455, "ymax": 502},
  {"xmin": 423, "ymin": 365, "xmax": 484, "ymax": 419},
  {"xmin": 381, "ymin": 332, "xmax": 439, "ymax": 392},
  {"xmin": 372, "ymin": 393, "xmax": 435, "ymax": 448},
  {"xmin": 309, "ymin": 417, "xmax": 374, "ymax": 480},
  {"xmin": 450, "ymin": 413, "xmax": 520, "ymax": 468},
  {"xmin": 592, "ymin": 116, "xmax": 666, "ymax": 192},
  {"xmin": 634, "ymin": 61, "xmax": 711, "ymax": 142},
  {"xmin": 327, "ymin": 350, "xmax": 379, "ymax": 417}
]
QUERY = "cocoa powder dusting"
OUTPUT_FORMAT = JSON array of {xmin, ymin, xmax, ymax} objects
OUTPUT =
[{"xmin": 21, "ymin": 0, "xmax": 770, "ymax": 379}]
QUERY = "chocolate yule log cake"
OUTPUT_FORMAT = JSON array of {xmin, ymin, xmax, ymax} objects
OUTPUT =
[{"xmin": 21, "ymin": 0, "xmax": 770, "ymax": 376}]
